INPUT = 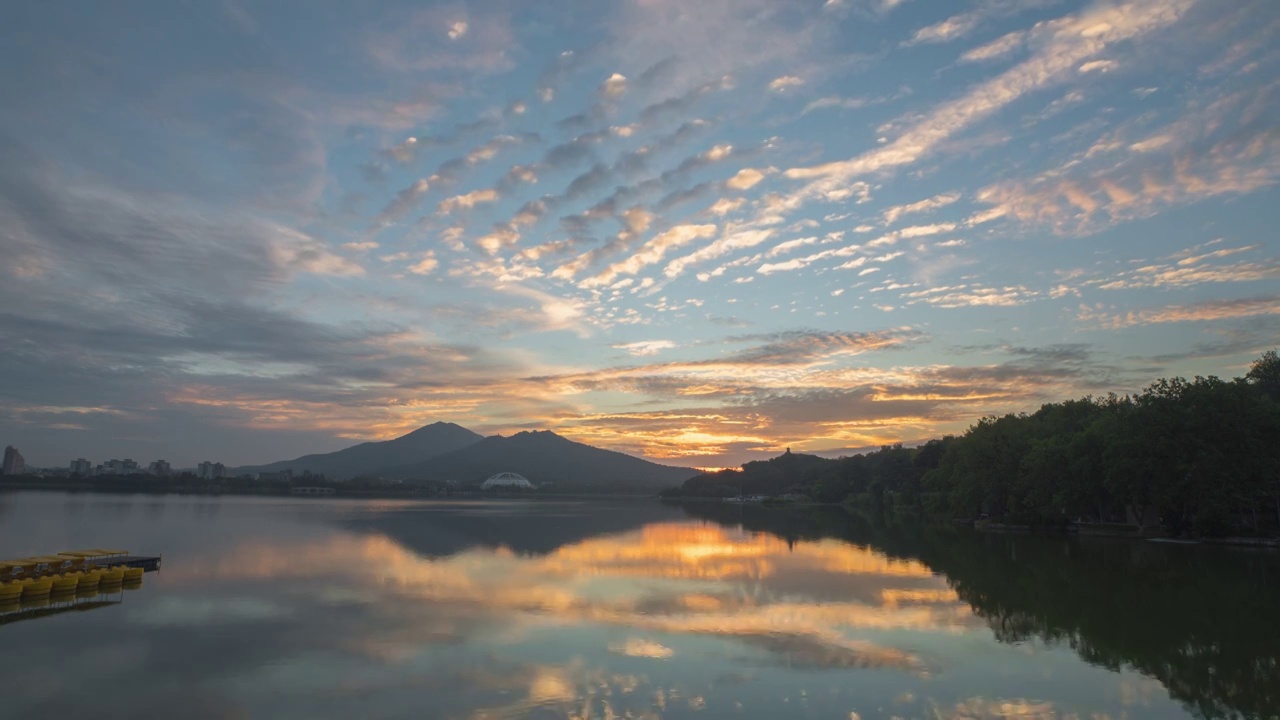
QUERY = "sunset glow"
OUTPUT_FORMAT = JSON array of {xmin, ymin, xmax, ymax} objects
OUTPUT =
[{"xmin": 1, "ymin": 0, "xmax": 1275, "ymax": 468}]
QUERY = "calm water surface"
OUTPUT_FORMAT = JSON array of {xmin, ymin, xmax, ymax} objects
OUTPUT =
[{"xmin": 0, "ymin": 492, "xmax": 1276, "ymax": 719}]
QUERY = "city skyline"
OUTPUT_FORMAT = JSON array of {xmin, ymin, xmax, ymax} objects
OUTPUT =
[{"xmin": 1, "ymin": 0, "xmax": 1277, "ymax": 469}]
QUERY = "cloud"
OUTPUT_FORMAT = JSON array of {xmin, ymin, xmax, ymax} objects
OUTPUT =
[
  {"xmin": 902, "ymin": 0, "xmax": 1060, "ymax": 47},
  {"xmin": 881, "ymin": 192, "xmax": 961, "ymax": 226},
  {"xmin": 1096, "ymin": 255, "xmax": 1280, "ymax": 290},
  {"xmin": 605, "ymin": 1, "xmax": 817, "ymax": 98},
  {"xmin": 384, "ymin": 136, "xmax": 422, "ymax": 164},
  {"xmin": 768, "ymin": 75, "xmax": 805, "ymax": 92},
  {"xmin": 580, "ymin": 224, "xmax": 718, "ymax": 287},
  {"xmin": 379, "ymin": 118, "xmax": 506, "ymax": 166},
  {"xmin": 800, "ymin": 88, "xmax": 911, "ymax": 115},
  {"xmin": 365, "ymin": 7, "xmax": 514, "ymax": 74},
  {"xmin": 600, "ymin": 72, "xmax": 629, "ymax": 99},
  {"xmin": 665, "ymin": 228, "xmax": 775, "ymax": 279},
  {"xmin": 5, "ymin": 0, "xmax": 1272, "ymax": 473},
  {"xmin": 976, "ymin": 84, "xmax": 1280, "ymax": 233},
  {"xmin": 466, "ymin": 134, "xmax": 538, "ymax": 165},
  {"xmin": 726, "ymin": 168, "xmax": 767, "ymax": 191},
  {"xmin": 744, "ymin": 220, "xmax": 964, "ymax": 278},
  {"xmin": 269, "ymin": 228, "xmax": 365, "ymax": 277},
  {"xmin": 786, "ymin": 0, "xmax": 1195, "ymax": 196},
  {"xmin": 476, "ymin": 226, "xmax": 522, "ymax": 256},
  {"xmin": 902, "ymin": 285, "xmax": 1039, "ymax": 308},
  {"xmin": 370, "ymin": 178, "xmax": 432, "ymax": 229},
  {"xmin": 522, "ymin": 131, "xmax": 744, "ymax": 263},
  {"xmin": 803, "ymin": 96, "xmax": 870, "ymax": 114},
  {"xmin": 437, "ymin": 188, "xmax": 500, "ymax": 215},
  {"xmin": 613, "ymin": 340, "xmax": 677, "ymax": 357},
  {"xmin": 1078, "ymin": 59, "xmax": 1117, "ymax": 73},
  {"xmin": 0, "ymin": 150, "xmax": 589, "ymax": 464},
  {"xmin": 1078, "ymin": 296, "xmax": 1280, "ymax": 328},
  {"xmin": 709, "ymin": 198, "xmax": 746, "ymax": 216},
  {"xmin": 637, "ymin": 76, "xmax": 736, "ymax": 126},
  {"xmin": 903, "ymin": 14, "xmax": 981, "ymax": 46},
  {"xmin": 765, "ymin": 237, "xmax": 819, "ymax": 258},
  {"xmin": 516, "ymin": 333, "xmax": 1128, "ymax": 464},
  {"xmin": 960, "ymin": 30, "xmax": 1028, "ymax": 62},
  {"xmin": 407, "ymin": 251, "xmax": 439, "ymax": 276},
  {"xmin": 537, "ymin": 49, "xmax": 581, "ymax": 104}
]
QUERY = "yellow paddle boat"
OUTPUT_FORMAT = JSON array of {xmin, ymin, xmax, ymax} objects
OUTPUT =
[
  {"xmin": 1, "ymin": 559, "xmax": 40, "ymax": 581},
  {"xmin": 50, "ymin": 574, "xmax": 81, "ymax": 592},
  {"xmin": 0, "ymin": 581, "xmax": 23, "ymax": 601},
  {"xmin": 99, "ymin": 566, "xmax": 127, "ymax": 584},
  {"xmin": 58, "ymin": 549, "xmax": 129, "ymax": 569},
  {"xmin": 16, "ymin": 557, "xmax": 60, "ymax": 578},
  {"xmin": 77, "ymin": 570, "xmax": 102, "ymax": 589},
  {"xmin": 27, "ymin": 556, "xmax": 78, "ymax": 576},
  {"xmin": 21, "ymin": 576, "xmax": 54, "ymax": 597},
  {"xmin": 0, "ymin": 560, "xmax": 31, "ymax": 582},
  {"xmin": 123, "ymin": 566, "xmax": 145, "ymax": 581},
  {"xmin": 0, "ymin": 599, "xmax": 19, "ymax": 614}
]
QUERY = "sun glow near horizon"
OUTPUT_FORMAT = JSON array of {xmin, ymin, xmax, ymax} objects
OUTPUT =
[{"xmin": 1, "ymin": 0, "xmax": 1277, "ymax": 468}]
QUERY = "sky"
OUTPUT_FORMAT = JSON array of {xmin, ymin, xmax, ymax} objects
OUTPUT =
[{"xmin": 0, "ymin": 0, "xmax": 1277, "ymax": 470}]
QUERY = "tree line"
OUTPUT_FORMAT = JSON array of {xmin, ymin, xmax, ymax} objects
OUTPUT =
[{"xmin": 663, "ymin": 351, "xmax": 1280, "ymax": 537}]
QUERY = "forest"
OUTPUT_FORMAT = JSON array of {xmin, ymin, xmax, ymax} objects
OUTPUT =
[{"xmin": 663, "ymin": 350, "xmax": 1280, "ymax": 537}]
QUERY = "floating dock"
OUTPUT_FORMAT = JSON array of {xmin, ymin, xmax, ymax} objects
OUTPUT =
[
  {"xmin": 45, "ymin": 549, "xmax": 162, "ymax": 573},
  {"xmin": 83, "ymin": 555, "xmax": 162, "ymax": 572},
  {"xmin": 0, "ymin": 549, "xmax": 162, "ymax": 603}
]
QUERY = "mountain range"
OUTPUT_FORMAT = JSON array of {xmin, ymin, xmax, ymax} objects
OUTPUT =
[
  {"xmin": 237, "ymin": 422, "xmax": 483, "ymax": 480},
  {"xmin": 235, "ymin": 422, "xmax": 697, "ymax": 491}
]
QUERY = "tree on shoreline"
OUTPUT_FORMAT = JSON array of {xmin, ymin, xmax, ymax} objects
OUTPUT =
[{"xmin": 665, "ymin": 351, "xmax": 1280, "ymax": 538}]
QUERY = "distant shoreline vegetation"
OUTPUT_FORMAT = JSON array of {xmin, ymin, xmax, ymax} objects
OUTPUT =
[
  {"xmin": 0, "ymin": 474, "xmax": 661, "ymax": 499},
  {"xmin": 662, "ymin": 351, "xmax": 1280, "ymax": 539}
]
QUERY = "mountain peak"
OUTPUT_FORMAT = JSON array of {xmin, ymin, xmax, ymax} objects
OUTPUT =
[
  {"xmin": 236, "ymin": 421, "xmax": 483, "ymax": 479},
  {"xmin": 375, "ymin": 428, "xmax": 697, "ymax": 489},
  {"xmin": 404, "ymin": 420, "xmax": 463, "ymax": 434}
]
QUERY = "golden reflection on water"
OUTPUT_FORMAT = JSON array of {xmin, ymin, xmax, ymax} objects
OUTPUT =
[{"xmin": 176, "ymin": 522, "xmax": 981, "ymax": 671}]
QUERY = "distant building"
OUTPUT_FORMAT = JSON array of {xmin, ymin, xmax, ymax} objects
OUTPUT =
[
  {"xmin": 256, "ymin": 469, "xmax": 293, "ymax": 482},
  {"xmin": 98, "ymin": 458, "xmax": 141, "ymax": 475},
  {"xmin": 2, "ymin": 446, "xmax": 24, "ymax": 476},
  {"xmin": 148, "ymin": 460, "xmax": 172, "ymax": 476},
  {"xmin": 481, "ymin": 472, "xmax": 534, "ymax": 490},
  {"xmin": 197, "ymin": 461, "xmax": 226, "ymax": 480},
  {"xmin": 69, "ymin": 458, "xmax": 92, "ymax": 476}
]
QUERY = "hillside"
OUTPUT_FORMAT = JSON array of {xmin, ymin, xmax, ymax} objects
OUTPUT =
[
  {"xmin": 671, "ymin": 448, "xmax": 837, "ymax": 498},
  {"xmin": 236, "ymin": 421, "xmax": 483, "ymax": 479},
  {"xmin": 375, "ymin": 430, "xmax": 699, "ymax": 491}
]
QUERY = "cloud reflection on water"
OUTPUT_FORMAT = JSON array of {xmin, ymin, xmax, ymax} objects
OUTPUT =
[{"xmin": 171, "ymin": 521, "xmax": 979, "ymax": 675}]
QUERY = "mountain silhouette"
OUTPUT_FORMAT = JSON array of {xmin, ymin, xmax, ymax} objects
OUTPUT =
[
  {"xmin": 375, "ymin": 430, "xmax": 698, "ymax": 490},
  {"xmin": 235, "ymin": 421, "xmax": 483, "ymax": 479}
]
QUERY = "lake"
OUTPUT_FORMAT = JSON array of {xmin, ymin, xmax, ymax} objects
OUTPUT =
[{"xmin": 0, "ymin": 492, "xmax": 1276, "ymax": 719}]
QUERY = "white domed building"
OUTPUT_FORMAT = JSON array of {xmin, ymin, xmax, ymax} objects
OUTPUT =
[{"xmin": 481, "ymin": 472, "xmax": 535, "ymax": 490}]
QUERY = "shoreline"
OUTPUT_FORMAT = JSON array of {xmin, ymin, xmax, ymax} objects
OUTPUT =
[
  {"xmin": 0, "ymin": 481, "xmax": 656, "ymax": 501},
  {"xmin": 663, "ymin": 496, "xmax": 1280, "ymax": 547},
  {"xmin": 951, "ymin": 517, "xmax": 1280, "ymax": 548}
]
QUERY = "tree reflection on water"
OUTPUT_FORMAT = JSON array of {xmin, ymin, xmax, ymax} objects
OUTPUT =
[{"xmin": 676, "ymin": 501, "xmax": 1280, "ymax": 720}]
